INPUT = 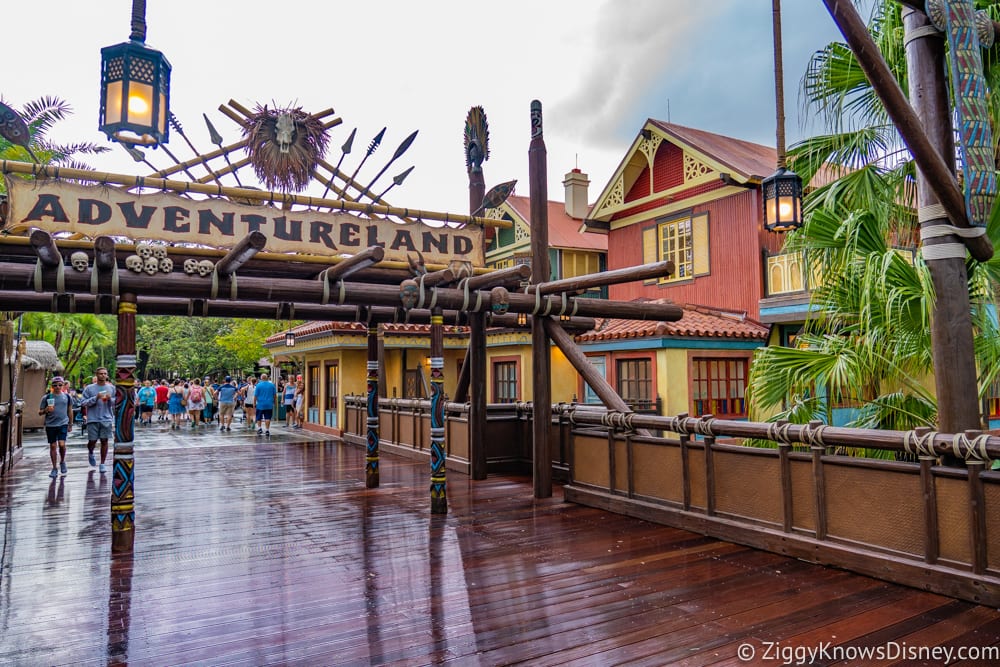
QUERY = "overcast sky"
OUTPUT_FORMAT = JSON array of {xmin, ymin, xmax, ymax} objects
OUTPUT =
[{"xmin": 2, "ymin": 1, "xmax": 852, "ymax": 215}]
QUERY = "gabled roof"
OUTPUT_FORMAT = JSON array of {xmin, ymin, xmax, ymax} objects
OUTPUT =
[
  {"xmin": 647, "ymin": 120, "xmax": 778, "ymax": 182},
  {"xmin": 575, "ymin": 299, "xmax": 768, "ymax": 343},
  {"xmin": 501, "ymin": 195, "xmax": 607, "ymax": 251}
]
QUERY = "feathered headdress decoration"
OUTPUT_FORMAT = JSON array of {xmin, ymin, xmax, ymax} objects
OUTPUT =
[
  {"xmin": 244, "ymin": 105, "xmax": 330, "ymax": 192},
  {"xmin": 464, "ymin": 106, "xmax": 490, "ymax": 174}
]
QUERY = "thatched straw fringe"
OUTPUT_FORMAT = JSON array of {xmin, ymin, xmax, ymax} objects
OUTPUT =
[
  {"xmin": 8, "ymin": 340, "xmax": 63, "ymax": 371},
  {"xmin": 0, "ymin": 161, "xmax": 510, "ymax": 229}
]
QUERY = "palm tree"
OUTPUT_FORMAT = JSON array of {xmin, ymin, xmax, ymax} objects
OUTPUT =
[
  {"xmin": 747, "ymin": 1, "xmax": 1000, "ymax": 445},
  {"xmin": 22, "ymin": 312, "xmax": 114, "ymax": 380},
  {"xmin": 0, "ymin": 95, "xmax": 109, "ymax": 192}
]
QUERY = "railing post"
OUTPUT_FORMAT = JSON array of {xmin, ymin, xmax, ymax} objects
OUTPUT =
[{"xmin": 365, "ymin": 323, "xmax": 380, "ymax": 488}]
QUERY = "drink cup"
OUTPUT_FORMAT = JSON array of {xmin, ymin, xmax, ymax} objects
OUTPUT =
[
  {"xmin": 99, "ymin": 390, "xmax": 108, "ymax": 401},
  {"xmin": 46, "ymin": 398, "xmax": 55, "ymax": 408}
]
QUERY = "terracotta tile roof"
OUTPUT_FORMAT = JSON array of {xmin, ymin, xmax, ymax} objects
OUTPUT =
[
  {"xmin": 506, "ymin": 195, "xmax": 607, "ymax": 251},
  {"xmin": 264, "ymin": 320, "xmax": 470, "ymax": 344},
  {"xmin": 575, "ymin": 299, "xmax": 769, "ymax": 343}
]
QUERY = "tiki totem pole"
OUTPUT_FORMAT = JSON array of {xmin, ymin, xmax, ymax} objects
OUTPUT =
[
  {"xmin": 112, "ymin": 293, "xmax": 138, "ymax": 553},
  {"xmin": 366, "ymin": 322, "xmax": 380, "ymax": 488},
  {"xmin": 429, "ymin": 310, "xmax": 447, "ymax": 514}
]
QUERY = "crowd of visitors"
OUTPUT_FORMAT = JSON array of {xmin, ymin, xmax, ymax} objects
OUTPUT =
[{"xmin": 43, "ymin": 369, "xmax": 308, "ymax": 476}]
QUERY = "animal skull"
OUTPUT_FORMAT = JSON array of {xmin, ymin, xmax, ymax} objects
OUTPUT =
[
  {"xmin": 125, "ymin": 254, "xmax": 144, "ymax": 273},
  {"xmin": 136, "ymin": 242, "xmax": 153, "ymax": 259},
  {"xmin": 144, "ymin": 257, "xmax": 159, "ymax": 275},
  {"xmin": 183, "ymin": 258, "xmax": 199, "ymax": 274},
  {"xmin": 70, "ymin": 251, "xmax": 89, "ymax": 272},
  {"xmin": 197, "ymin": 260, "xmax": 215, "ymax": 277},
  {"xmin": 159, "ymin": 257, "xmax": 173, "ymax": 273},
  {"xmin": 275, "ymin": 113, "xmax": 295, "ymax": 154},
  {"xmin": 152, "ymin": 244, "xmax": 168, "ymax": 259}
]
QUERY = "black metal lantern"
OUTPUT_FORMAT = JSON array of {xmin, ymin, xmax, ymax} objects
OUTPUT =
[
  {"xmin": 763, "ymin": 0, "xmax": 803, "ymax": 233},
  {"xmin": 284, "ymin": 330, "xmax": 296, "ymax": 347},
  {"xmin": 99, "ymin": 1, "xmax": 171, "ymax": 147},
  {"xmin": 762, "ymin": 167, "xmax": 803, "ymax": 232}
]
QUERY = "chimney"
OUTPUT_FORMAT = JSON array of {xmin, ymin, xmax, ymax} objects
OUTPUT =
[{"xmin": 563, "ymin": 168, "xmax": 590, "ymax": 219}]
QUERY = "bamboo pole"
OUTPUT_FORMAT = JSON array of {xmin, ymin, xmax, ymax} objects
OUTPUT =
[
  {"xmin": 822, "ymin": 0, "xmax": 993, "ymax": 262},
  {"xmin": 0, "ymin": 161, "xmax": 506, "ymax": 230}
]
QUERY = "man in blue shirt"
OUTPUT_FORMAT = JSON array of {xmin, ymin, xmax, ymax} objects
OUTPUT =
[
  {"xmin": 80, "ymin": 366, "xmax": 116, "ymax": 473},
  {"xmin": 254, "ymin": 372, "xmax": 277, "ymax": 437},
  {"xmin": 38, "ymin": 376, "xmax": 73, "ymax": 478},
  {"xmin": 215, "ymin": 376, "xmax": 239, "ymax": 432}
]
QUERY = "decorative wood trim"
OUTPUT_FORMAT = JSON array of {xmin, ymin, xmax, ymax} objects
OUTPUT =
[{"xmin": 609, "ymin": 185, "xmax": 748, "ymax": 230}]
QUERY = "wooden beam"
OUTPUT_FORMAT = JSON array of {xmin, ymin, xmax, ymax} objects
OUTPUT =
[
  {"xmin": 528, "ymin": 260, "xmax": 674, "ymax": 296},
  {"xmin": 214, "ymin": 231, "xmax": 267, "ymax": 277},
  {"xmin": 29, "ymin": 230, "xmax": 61, "ymax": 267}
]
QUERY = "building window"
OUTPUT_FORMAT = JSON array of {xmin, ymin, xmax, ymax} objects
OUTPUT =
[
  {"xmin": 659, "ymin": 217, "xmax": 693, "ymax": 280},
  {"xmin": 492, "ymin": 359, "xmax": 518, "ymax": 403},
  {"xmin": 691, "ymin": 357, "xmax": 748, "ymax": 418},
  {"xmin": 326, "ymin": 364, "xmax": 338, "ymax": 411},
  {"xmin": 987, "ymin": 379, "xmax": 1000, "ymax": 422},
  {"xmin": 583, "ymin": 356, "xmax": 606, "ymax": 404},
  {"xmin": 616, "ymin": 357, "xmax": 653, "ymax": 410}
]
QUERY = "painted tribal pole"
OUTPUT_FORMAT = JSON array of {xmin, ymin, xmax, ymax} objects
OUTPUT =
[
  {"xmin": 366, "ymin": 322, "xmax": 380, "ymax": 488},
  {"xmin": 429, "ymin": 310, "xmax": 447, "ymax": 514},
  {"xmin": 112, "ymin": 293, "xmax": 138, "ymax": 553}
]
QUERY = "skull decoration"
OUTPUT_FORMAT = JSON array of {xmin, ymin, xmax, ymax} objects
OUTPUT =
[
  {"xmin": 136, "ymin": 242, "xmax": 153, "ymax": 259},
  {"xmin": 197, "ymin": 260, "xmax": 215, "ymax": 277},
  {"xmin": 490, "ymin": 286, "xmax": 509, "ymax": 315},
  {"xmin": 144, "ymin": 257, "xmax": 159, "ymax": 276},
  {"xmin": 152, "ymin": 243, "xmax": 168, "ymax": 259},
  {"xmin": 275, "ymin": 113, "xmax": 295, "ymax": 154},
  {"xmin": 125, "ymin": 254, "xmax": 144, "ymax": 273},
  {"xmin": 159, "ymin": 257, "xmax": 173, "ymax": 273},
  {"xmin": 183, "ymin": 258, "xmax": 199, "ymax": 274},
  {"xmin": 399, "ymin": 278, "xmax": 419, "ymax": 310},
  {"xmin": 70, "ymin": 251, "xmax": 89, "ymax": 272}
]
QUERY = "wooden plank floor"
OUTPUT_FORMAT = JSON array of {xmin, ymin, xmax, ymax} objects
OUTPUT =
[{"xmin": 2, "ymin": 424, "xmax": 999, "ymax": 666}]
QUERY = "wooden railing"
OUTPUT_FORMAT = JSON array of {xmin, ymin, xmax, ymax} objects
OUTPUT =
[
  {"xmin": 556, "ymin": 408, "xmax": 1000, "ymax": 607},
  {"xmin": 342, "ymin": 397, "xmax": 1000, "ymax": 605}
]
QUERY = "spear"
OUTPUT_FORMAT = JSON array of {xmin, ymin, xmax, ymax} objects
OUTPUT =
[
  {"xmin": 372, "ymin": 165, "xmax": 415, "ymax": 203},
  {"xmin": 354, "ymin": 130, "xmax": 418, "ymax": 202},
  {"xmin": 472, "ymin": 179, "xmax": 518, "ymax": 216},
  {"xmin": 169, "ymin": 113, "xmax": 225, "ymax": 185},
  {"xmin": 320, "ymin": 127, "xmax": 355, "ymax": 201},
  {"xmin": 203, "ymin": 113, "xmax": 243, "ymax": 187},
  {"xmin": 342, "ymin": 127, "xmax": 385, "ymax": 198},
  {"xmin": 121, "ymin": 144, "xmax": 158, "ymax": 173}
]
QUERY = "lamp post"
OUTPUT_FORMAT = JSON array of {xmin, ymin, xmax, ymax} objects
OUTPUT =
[
  {"xmin": 99, "ymin": 0, "xmax": 171, "ymax": 147},
  {"xmin": 762, "ymin": 0, "xmax": 803, "ymax": 233}
]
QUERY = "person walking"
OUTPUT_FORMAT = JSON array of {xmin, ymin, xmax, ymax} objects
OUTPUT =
[
  {"xmin": 137, "ymin": 380, "xmax": 156, "ymax": 426},
  {"xmin": 242, "ymin": 376, "xmax": 257, "ymax": 429},
  {"xmin": 216, "ymin": 376, "xmax": 238, "ymax": 431},
  {"xmin": 167, "ymin": 379, "xmax": 186, "ymax": 429},
  {"xmin": 254, "ymin": 373, "xmax": 277, "ymax": 437},
  {"xmin": 292, "ymin": 378, "xmax": 305, "ymax": 429},
  {"xmin": 80, "ymin": 367, "xmax": 116, "ymax": 473},
  {"xmin": 282, "ymin": 378, "xmax": 296, "ymax": 427},
  {"xmin": 38, "ymin": 376, "xmax": 73, "ymax": 478},
  {"xmin": 154, "ymin": 379, "xmax": 169, "ymax": 422},
  {"xmin": 186, "ymin": 378, "xmax": 206, "ymax": 428}
]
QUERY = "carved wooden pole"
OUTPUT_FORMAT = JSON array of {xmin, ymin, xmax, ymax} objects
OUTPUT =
[
  {"xmin": 529, "ymin": 100, "xmax": 552, "ymax": 498},
  {"xmin": 467, "ymin": 122, "xmax": 489, "ymax": 481},
  {"xmin": 112, "ymin": 293, "xmax": 138, "ymax": 553},
  {"xmin": 902, "ymin": 7, "xmax": 982, "ymax": 445},
  {"xmin": 429, "ymin": 310, "xmax": 447, "ymax": 514},
  {"xmin": 365, "ymin": 322, "xmax": 380, "ymax": 488}
]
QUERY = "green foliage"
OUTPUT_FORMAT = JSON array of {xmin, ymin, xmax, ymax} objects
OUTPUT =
[
  {"xmin": 21, "ymin": 312, "xmax": 113, "ymax": 380},
  {"xmin": 215, "ymin": 319, "xmax": 291, "ymax": 370},
  {"xmin": 137, "ymin": 316, "xmax": 252, "ymax": 379}
]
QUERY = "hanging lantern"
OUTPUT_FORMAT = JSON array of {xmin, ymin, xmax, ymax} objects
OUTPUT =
[
  {"xmin": 762, "ymin": 167, "xmax": 803, "ymax": 232},
  {"xmin": 99, "ymin": 1, "xmax": 171, "ymax": 146},
  {"xmin": 284, "ymin": 330, "xmax": 296, "ymax": 347}
]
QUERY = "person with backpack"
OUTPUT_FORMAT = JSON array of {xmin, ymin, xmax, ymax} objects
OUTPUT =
[
  {"xmin": 38, "ymin": 376, "xmax": 73, "ymax": 478},
  {"xmin": 186, "ymin": 378, "xmax": 207, "ymax": 428}
]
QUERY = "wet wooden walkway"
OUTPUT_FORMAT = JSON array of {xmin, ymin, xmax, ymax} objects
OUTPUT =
[{"xmin": 2, "ymin": 424, "xmax": 999, "ymax": 665}]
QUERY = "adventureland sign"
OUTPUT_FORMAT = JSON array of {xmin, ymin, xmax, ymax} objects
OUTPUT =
[{"xmin": 4, "ymin": 178, "xmax": 484, "ymax": 265}]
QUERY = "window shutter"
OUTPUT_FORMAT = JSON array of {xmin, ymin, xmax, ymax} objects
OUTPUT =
[
  {"xmin": 693, "ymin": 213, "xmax": 710, "ymax": 276},
  {"xmin": 642, "ymin": 225, "xmax": 658, "ymax": 284}
]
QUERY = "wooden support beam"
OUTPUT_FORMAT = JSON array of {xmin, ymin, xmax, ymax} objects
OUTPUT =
[
  {"xmin": 315, "ymin": 246, "xmax": 385, "ymax": 282},
  {"xmin": 823, "ymin": 0, "xmax": 993, "ymax": 261},
  {"xmin": 29, "ymin": 230, "xmax": 61, "ymax": 267},
  {"xmin": 93, "ymin": 236, "xmax": 117, "ymax": 271},
  {"xmin": 214, "ymin": 231, "xmax": 267, "ymax": 277},
  {"xmin": 527, "ymin": 260, "xmax": 674, "ymax": 296}
]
